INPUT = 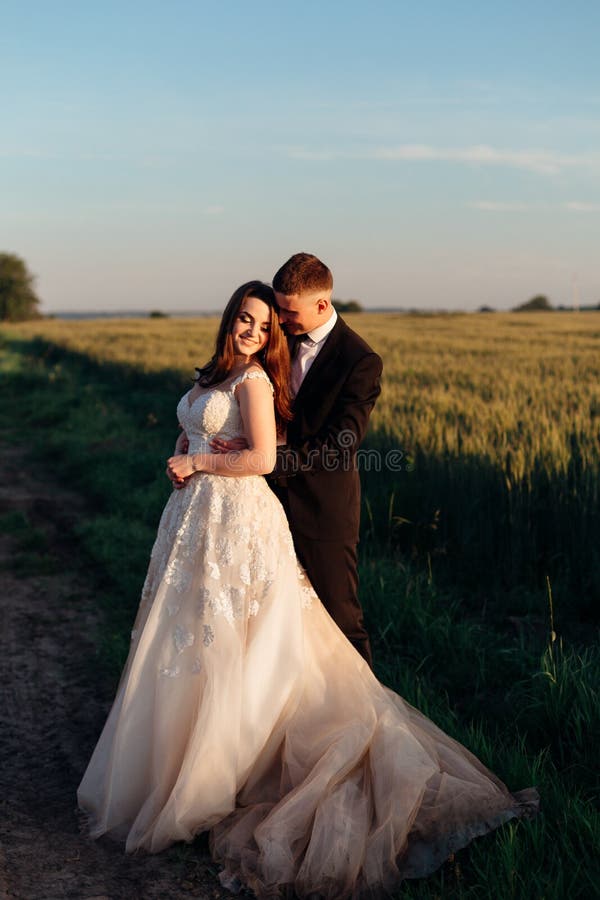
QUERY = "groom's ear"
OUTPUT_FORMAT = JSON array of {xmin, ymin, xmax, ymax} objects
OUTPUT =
[{"xmin": 317, "ymin": 291, "xmax": 332, "ymax": 314}]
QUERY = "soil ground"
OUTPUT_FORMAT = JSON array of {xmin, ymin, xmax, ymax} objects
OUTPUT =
[{"xmin": 0, "ymin": 442, "xmax": 230, "ymax": 900}]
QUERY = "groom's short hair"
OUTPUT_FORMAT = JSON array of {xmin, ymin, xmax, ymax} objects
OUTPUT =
[{"xmin": 273, "ymin": 253, "xmax": 333, "ymax": 295}]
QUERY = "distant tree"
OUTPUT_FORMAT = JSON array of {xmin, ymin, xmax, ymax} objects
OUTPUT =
[
  {"xmin": 0, "ymin": 252, "xmax": 41, "ymax": 321},
  {"xmin": 513, "ymin": 294, "xmax": 553, "ymax": 312},
  {"xmin": 332, "ymin": 299, "xmax": 364, "ymax": 313},
  {"xmin": 344, "ymin": 300, "xmax": 363, "ymax": 313},
  {"xmin": 478, "ymin": 305, "xmax": 496, "ymax": 313},
  {"xmin": 149, "ymin": 310, "xmax": 169, "ymax": 318}
]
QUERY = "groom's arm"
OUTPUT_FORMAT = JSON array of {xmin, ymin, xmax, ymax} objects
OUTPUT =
[
  {"xmin": 271, "ymin": 352, "xmax": 382, "ymax": 478},
  {"xmin": 167, "ymin": 427, "xmax": 189, "ymax": 489},
  {"xmin": 174, "ymin": 427, "xmax": 189, "ymax": 454}
]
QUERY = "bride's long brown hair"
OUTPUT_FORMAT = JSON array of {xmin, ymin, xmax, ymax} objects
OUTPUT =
[{"xmin": 195, "ymin": 281, "xmax": 292, "ymax": 430}]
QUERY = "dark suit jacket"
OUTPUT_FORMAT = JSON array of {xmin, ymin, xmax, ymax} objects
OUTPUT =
[{"xmin": 270, "ymin": 316, "xmax": 383, "ymax": 543}]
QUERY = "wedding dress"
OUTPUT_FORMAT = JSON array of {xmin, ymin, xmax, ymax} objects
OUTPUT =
[{"xmin": 78, "ymin": 368, "xmax": 538, "ymax": 898}]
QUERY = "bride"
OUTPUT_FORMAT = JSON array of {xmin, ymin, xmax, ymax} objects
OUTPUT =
[{"xmin": 78, "ymin": 281, "xmax": 538, "ymax": 898}]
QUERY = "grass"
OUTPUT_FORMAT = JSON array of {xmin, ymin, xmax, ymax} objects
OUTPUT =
[
  {"xmin": 0, "ymin": 508, "xmax": 60, "ymax": 575},
  {"xmin": 0, "ymin": 313, "xmax": 598, "ymax": 898}
]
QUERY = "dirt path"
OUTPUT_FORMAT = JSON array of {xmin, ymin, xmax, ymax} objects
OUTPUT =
[{"xmin": 0, "ymin": 442, "xmax": 229, "ymax": 900}]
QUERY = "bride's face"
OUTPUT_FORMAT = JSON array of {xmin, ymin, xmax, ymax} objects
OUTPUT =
[{"xmin": 231, "ymin": 296, "xmax": 271, "ymax": 358}]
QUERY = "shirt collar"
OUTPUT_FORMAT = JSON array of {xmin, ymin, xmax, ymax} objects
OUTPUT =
[{"xmin": 306, "ymin": 307, "xmax": 337, "ymax": 345}]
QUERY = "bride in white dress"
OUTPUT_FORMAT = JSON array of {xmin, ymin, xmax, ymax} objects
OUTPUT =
[{"xmin": 78, "ymin": 281, "xmax": 538, "ymax": 898}]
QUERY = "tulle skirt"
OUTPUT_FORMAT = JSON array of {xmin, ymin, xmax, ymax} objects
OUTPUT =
[{"xmin": 78, "ymin": 472, "xmax": 538, "ymax": 898}]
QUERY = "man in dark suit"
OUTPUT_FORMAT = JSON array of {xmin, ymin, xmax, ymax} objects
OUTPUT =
[{"xmin": 270, "ymin": 253, "xmax": 383, "ymax": 667}]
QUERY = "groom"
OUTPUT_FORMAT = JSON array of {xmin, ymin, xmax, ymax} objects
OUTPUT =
[{"xmin": 268, "ymin": 253, "xmax": 382, "ymax": 667}]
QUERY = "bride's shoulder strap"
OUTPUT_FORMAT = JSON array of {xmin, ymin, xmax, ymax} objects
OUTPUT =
[{"xmin": 230, "ymin": 367, "xmax": 274, "ymax": 394}]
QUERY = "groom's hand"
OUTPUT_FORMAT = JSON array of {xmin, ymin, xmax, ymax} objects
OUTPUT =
[
  {"xmin": 166, "ymin": 465, "xmax": 187, "ymax": 489},
  {"xmin": 166, "ymin": 429, "xmax": 190, "ymax": 487},
  {"xmin": 210, "ymin": 437, "xmax": 248, "ymax": 454}
]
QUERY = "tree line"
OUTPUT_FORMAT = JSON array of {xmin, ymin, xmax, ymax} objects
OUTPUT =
[
  {"xmin": 2, "ymin": 252, "xmax": 598, "ymax": 321},
  {"xmin": 0, "ymin": 253, "xmax": 41, "ymax": 321}
]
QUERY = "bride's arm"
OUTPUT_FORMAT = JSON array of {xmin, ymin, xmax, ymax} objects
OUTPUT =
[{"xmin": 167, "ymin": 378, "xmax": 276, "ymax": 479}]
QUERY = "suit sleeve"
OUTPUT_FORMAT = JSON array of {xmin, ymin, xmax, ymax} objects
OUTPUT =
[{"xmin": 271, "ymin": 352, "xmax": 383, "ymax": 477}]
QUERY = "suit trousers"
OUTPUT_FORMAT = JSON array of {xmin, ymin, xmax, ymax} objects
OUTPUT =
[{"xmin": 290, "ymin": 533, "xmax": 372, "ymax": 669}]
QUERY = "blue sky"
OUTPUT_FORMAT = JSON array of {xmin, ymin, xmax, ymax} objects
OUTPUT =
[{"xmin": 1, "ymin": 0, "xmax": 599, "ymax": 312}]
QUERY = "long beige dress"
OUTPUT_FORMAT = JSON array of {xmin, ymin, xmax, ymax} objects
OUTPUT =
[{"xmin": 78, "ymin": 368, "xmax": 538, "ymax": 899}]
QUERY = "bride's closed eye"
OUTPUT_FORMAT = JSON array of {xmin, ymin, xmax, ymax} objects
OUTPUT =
[{"xmin": 239, "ymin": 312, "xmax": 270, "ymax": 333}]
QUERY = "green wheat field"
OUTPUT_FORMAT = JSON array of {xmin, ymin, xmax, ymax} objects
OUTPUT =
[{"xmin": 1, "ymin": 311, "xmax": 598, "ymax": 898}]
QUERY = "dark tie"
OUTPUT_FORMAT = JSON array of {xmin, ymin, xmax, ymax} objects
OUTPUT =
[{"xmin": 290, "ymin": 333, "xmax": 310, "ymax": 358}]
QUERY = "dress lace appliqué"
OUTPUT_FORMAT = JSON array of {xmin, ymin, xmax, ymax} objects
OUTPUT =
[{"xmin": 132, "ymin": 368, "xmax": 304, "ymax": 679}]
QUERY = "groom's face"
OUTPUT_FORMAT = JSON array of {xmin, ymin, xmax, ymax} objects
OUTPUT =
[{"xmin": 275, "ymin": 289, "xmax": 332, "ymax": 336}]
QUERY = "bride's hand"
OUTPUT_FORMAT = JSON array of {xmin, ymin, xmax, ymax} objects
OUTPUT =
[{"xmin": 167, "ymin": 454, "xmax": 198, "ymax": 482}]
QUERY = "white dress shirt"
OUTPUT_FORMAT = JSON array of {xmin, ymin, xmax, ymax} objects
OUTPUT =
[{"xmin": 290, "ymin": 308, "xmax": 338, "ymax": 397}]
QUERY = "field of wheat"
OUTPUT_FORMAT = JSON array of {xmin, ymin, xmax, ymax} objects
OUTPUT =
[
  {"xmin": 1, "ymin": 311, "xmax": 598, "ymax": 898},
  {"xmin": 12, "ymin": 311, "xmax": 600, "ymax": 473},
  {"xmin": 10, "ymin": 310, "xmax": 600, "ymax": 609}
]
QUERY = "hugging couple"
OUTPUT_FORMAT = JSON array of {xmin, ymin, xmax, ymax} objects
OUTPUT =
[{"xmin": 78, "ymin": 252, "xmax": 537, "ymax": 899}]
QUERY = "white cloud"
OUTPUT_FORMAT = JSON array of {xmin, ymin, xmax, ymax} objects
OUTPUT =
[
  {"xmin": 288, "ymin": 144, "xmax": 600, "ymax": 176},
  {"xmin": 564, "ymin": 201, "xmax": 600, "ymax": 211},
  {"xmin": 373, "ymin": 145, "xmax": 565, "ymax": 174},
  {"xmin": 469, "ymin": 200, "xmax": 600, "ymax": 213}
]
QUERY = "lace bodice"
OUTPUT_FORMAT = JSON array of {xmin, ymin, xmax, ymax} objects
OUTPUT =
[
  {"xmin": 176, "ymin": 368, "xmax": 273, "ymax": 454},
  {"xmin": 130, "ymin": 361, "xmax": 314, "ymax": 682}
]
